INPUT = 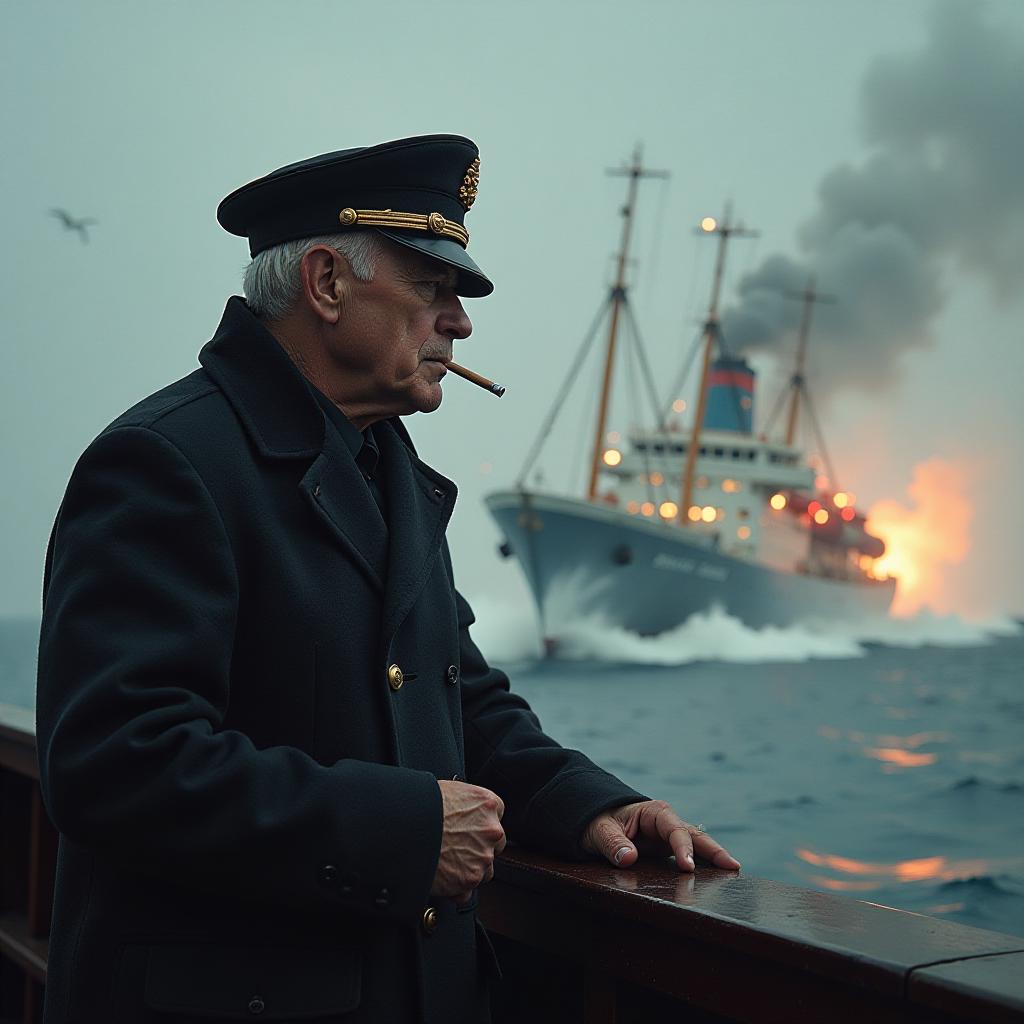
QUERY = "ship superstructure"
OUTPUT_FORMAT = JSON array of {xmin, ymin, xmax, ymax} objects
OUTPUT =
[{"xmin": 486, "ymin": 148, "xmax": 895, "ymax": 643}]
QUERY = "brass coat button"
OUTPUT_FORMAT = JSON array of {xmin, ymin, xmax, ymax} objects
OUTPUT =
[
  {"xmin": 387, "ymin": 664, "xmax": 404, "ymax": 691},
  {"xmin": 248, "ymin": 995, "xmax": 265, "ymax": 1015},
  {"xmin": 422, "ymin": 906, "xmax": 439, "ymax": 934},
  {"xmin": 446, "ymin": 664, "xmax": 459, "ymax": 686}
]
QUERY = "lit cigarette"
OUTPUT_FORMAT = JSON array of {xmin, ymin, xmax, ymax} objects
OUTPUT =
[{"xmin": 446, "ymin": 360, "xmax": 505, "ymax": 398}]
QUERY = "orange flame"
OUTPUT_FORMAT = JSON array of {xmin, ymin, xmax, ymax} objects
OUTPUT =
[{"xmin": 865, "ymin": 458, "xmax": 973, "ymax": 616}]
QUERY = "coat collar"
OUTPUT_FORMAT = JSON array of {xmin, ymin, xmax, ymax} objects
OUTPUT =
[
  {"xmin": 199, "ymin": 297, "xmax": 457, "ymax": 618},
  {"xmin": 199, "ymin": 296, "xmax": 325, "ymax": 459}
]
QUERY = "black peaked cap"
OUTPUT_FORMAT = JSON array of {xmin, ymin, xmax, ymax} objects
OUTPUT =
[{"xmin": 217, "ymin": 134, "xmax": 492, "ymax": 297}]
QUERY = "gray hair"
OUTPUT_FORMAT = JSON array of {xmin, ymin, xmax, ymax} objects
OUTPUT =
[{"xmin": 242, "ymin": 230, "xmax": 382, "ymax": 322}]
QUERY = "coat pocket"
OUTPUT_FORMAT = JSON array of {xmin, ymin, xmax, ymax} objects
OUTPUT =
[{"xmin": 143, "ymin": 941, "xmax": 361, "ymax": 1019}]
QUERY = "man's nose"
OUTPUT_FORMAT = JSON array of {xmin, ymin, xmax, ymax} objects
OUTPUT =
[{"xmin": 437, "ymin": 296, "xmax": 472, "ymax": 341}]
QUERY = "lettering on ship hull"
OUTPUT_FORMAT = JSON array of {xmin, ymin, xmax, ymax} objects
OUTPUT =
[{"xmin": 652, "ymin": 552, "xmax": 729, "ymax": 582}]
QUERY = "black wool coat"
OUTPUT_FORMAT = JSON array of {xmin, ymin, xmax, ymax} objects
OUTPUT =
[{"xmin": 35, "ymin": 297, "xmax": 645, "ymax": 1024}]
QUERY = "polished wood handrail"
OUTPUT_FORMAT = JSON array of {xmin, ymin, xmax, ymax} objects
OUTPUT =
[
  {"xmin": 479, "ymin": 847, "xmax": 1024, "ymax": 1022},
  {"xmin": 2, "ymin": 705, "xmax": 1023, "ymax": 1023}
]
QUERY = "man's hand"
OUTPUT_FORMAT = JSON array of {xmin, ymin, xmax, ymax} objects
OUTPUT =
[
  {"xmin": 432, "ymin": 781, "xmax": 507, "ymax": 904},
  {"xmin": 582, "ymin": 800, "xmax": 741, "ymax": 872}
]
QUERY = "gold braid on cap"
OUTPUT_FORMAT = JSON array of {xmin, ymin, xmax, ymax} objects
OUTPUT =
[{"xmin": 337, "ymin": 207, "xmax": 469, "ymax": 248}]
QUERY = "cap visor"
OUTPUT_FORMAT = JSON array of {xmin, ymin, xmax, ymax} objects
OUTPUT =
[{"xmin": 375, "ymin": 230, "xmax": 493, "ymax": 297}]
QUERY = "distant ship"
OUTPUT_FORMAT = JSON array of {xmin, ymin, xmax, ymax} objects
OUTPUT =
[{"xmin": 485, "ymin": 148, "xmax": 895, "ymax": 647}]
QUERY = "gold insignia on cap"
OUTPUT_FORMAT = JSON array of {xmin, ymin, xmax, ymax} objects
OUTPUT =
[
  {"xmin": 334, "ymin": 207, "xmax": 470, "ymax": 247},
  {"xmin": 459, "ymin": 157, "xmax": 480, "ymax": 211}
]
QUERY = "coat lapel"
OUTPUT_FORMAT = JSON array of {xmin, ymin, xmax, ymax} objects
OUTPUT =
[
  {"xmin": 199, "ymin": 297, "xmax": 388, "ymax": 591},
  {"xmin": 376, "ymin": 420, "xmax": 457, "ymax": 639},
  {"xmin": 299, "ymin": 431, "xmax": 388, "ymax": 593}
]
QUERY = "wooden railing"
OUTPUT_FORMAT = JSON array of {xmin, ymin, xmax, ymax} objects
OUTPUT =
[
  {"xmin": 2, "ymin": 704, "xmax": 1023, "ymax": 1023},
  {"xmin": 0, "ymin": 705, "xmax": 54, "ymax": 1024}
]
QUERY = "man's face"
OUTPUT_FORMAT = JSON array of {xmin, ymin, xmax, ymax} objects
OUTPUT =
[{"xmin": 326, "ymin": 240, "xmax": 473, "ymax": 420}]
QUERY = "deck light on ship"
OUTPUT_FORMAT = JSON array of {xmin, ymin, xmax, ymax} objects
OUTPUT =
[
  {"xmin": 737, "ymin": 526, "xmax": 752, "ymax": 540},
  {"xmin": 815, "ymin": 474, "xmax": 830, "ymax": 490},
  {"xmin": 659, "ymin": 501, "xmax": 678, "ymax": 519},
  {"xmin": 808, "ymin": 500, "xmax": 822, "ymax": 515},
  {"xmin": 672, "ymin": 399, "xmax": 687, "ymax": 413},
  {"xmin": 602, "ymin": 448, "xmax": 622, "ymax": 467},
  {"xmin": 701, "ymin": 506, "xmax": 717, "ymax": 523},
  {"xmin": 650, "ymin": 471, "xmax": 664, "ymax": 486},
  {"xmin": 833, "ymin": 492, "xmax": 848, "ymax": 508},
  {"xmin": 641, "ymin": 501, "xmax": 655, "ymax": 517},
  {"xmin": 814, "ymin": 508, "xmax": 830, "ymax": 525},
  {"xmin": 607, "ymin": 430, "xmax": 621, "ymax": 444},
  {"xmin": 687, "ymin": 505, "xmax": 702, "ymax": 522},
  {"xmin": 769, "ymin": 493, "xmax": 787, "ymax": 510},
  {"xmin": 626, "ymin": 500, "xmax": 639, "ymax": 514},
  {"xmin": 722, "ymin": 478, "xmax": 739, "ymax": 493},
  {"xmin": 700, "ymin": 216, "xmax": 717, "ymax": 232},
  {"xmin": 841, "ymin": 507, "xmax": 855, "ymax": 521}
]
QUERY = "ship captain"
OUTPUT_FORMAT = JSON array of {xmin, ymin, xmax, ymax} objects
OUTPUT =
[{"xmin": 34, "ymin": 133, "xmax": 741, "ymax": 1023}]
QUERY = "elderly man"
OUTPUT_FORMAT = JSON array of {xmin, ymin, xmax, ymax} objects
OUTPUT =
[{"xmin": 35, "ymin": 135, "xmax": 740, "ymax": 1024}]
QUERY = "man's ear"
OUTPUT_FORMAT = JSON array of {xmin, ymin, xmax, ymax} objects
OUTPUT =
[{"xmin": 299, "ymin": 246, "xmax": 353, "ymax": 325}]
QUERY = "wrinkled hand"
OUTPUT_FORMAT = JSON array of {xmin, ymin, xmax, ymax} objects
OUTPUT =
[
  {"xmin": 582, "ymin": 800, "xmax": 741, "ymax": 872},
  {"xmin": 432, "ymin": 781, "xmax": 507, "ymax": 904}
]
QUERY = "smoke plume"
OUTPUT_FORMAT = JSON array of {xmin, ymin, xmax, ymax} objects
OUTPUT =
[{"xmin": 721, "ymin": 1, "xmax": 1024, "ymax": 394}]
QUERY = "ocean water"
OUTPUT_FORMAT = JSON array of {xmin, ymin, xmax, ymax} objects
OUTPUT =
[{"xmin": 5, "ymin": 608, "xmax": 1024, "ymax": 939}]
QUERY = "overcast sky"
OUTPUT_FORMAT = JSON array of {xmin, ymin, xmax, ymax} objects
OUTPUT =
[{"xmin": 2, "ymin": 0, "xmax": 1022, "ymax": 622}]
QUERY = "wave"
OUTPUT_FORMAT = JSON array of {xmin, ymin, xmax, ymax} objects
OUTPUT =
[
  {"xmin": 935, "ymin": 874, "xmax": 1024, "ymax": 898},
  {"xmin": 821, "ymin": 609, "xmax": 1024, "ymax": 649},
  {"xmin": 941, "ymin": 776, "xmax": 1024, "ymax": 795},
  {"xmin": 465, "ymin": 590, "xmax": 1022, "ymax": 667}
]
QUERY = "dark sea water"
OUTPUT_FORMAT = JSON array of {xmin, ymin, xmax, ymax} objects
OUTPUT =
[{"xmin": 5, "ymin": 610, "xmax": 1024, "ymax": 939}]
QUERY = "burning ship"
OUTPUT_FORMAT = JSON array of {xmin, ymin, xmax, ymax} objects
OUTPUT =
[{"xmin": 485, "ymin": 149, "xmax": 895, "ymax": 643}]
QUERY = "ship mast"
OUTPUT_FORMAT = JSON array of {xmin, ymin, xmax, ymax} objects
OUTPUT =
[
  {"xmin": 784, "ymin": 275, "xmax": 835, "ymax": 446},
  {"xmin": 586, "ymin": 146, "xmax": 668, "ymax": 501},
  {"xmin": 678, "ymin": 208, "xmax": 757, "ymax": 521}
]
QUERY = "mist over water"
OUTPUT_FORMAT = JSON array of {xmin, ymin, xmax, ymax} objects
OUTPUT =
[{"xmin": 467, "ymin": 590, "xmax": 1022, "ymax": 668}]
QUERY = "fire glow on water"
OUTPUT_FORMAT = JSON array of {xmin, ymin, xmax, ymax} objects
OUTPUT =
[{"xmin": 865, "ymin": 458, "xmax": 974, "ymax": 618}]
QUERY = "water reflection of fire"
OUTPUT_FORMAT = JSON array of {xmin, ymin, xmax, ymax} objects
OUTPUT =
[
  {"xmin": 865, "ymin": 458, "xmax": 973, "ymax": 616},
  {"xmin": 862, "ymin": 747, "xmax": 938, "ymax": 767},
  {"xmin": 797, "ymin": 848, "xmax": 994, "ymax": 890},
  {"xmin": 817, "ymin": 726, "xmax": 948, "ymax": 770}
]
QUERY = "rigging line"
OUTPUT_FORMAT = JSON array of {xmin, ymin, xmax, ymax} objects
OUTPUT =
[
  {"xmin": 660, "ymin": 327, "xmax": 705, "ymax": 426},
  {"xmin": 571, "ymin": 356, "xmax": 600, "ymax": 497},
  {"xmin": 621, "ymin": 297, "xmax": 664, "ymax": 425},
  {"xmin": 762, "ymin": 377, "xmax": 790, "ymax": 440},
  {"xmin": 623, "ymin": 308, "xmax": 656, "ymax": 508},
  {"xmin": 637, "ymin": 174, "xmax": 671, "ymax": 311},
  {"xmin": 800, "ymin": 382, "xmax": 839, "ymax": 493},
  {"xmin": 681, "ymin": 228, "xmax": 702, "ymax": 321},
  {"xmin": 516, "ymin": 294, "xmax": 613, "ymax": 488}
]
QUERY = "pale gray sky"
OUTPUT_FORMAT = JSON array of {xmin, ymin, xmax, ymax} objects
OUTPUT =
[{"xmin": 2, "ymin": 0, "xmax": 1022, "ymax": 620}]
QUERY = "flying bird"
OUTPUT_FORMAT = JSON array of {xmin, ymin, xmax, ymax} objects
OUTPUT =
[{"xmin": 50, "ymin": 208, "xmax": 97, "ymax": 244}]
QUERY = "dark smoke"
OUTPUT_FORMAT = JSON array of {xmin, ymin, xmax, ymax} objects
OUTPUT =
[{"xmin": 721, "ymin": 1, "xmax": 1024, "ymax": 395}]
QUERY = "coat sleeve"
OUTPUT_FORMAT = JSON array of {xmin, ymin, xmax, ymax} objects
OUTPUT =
[
  {"xmin": 36, "ymin": 425, "xmax": 442, "ymax": 923},
  {"xmin": 441, "ymin": 549, "xmax": 647, "ymax": 860}
]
